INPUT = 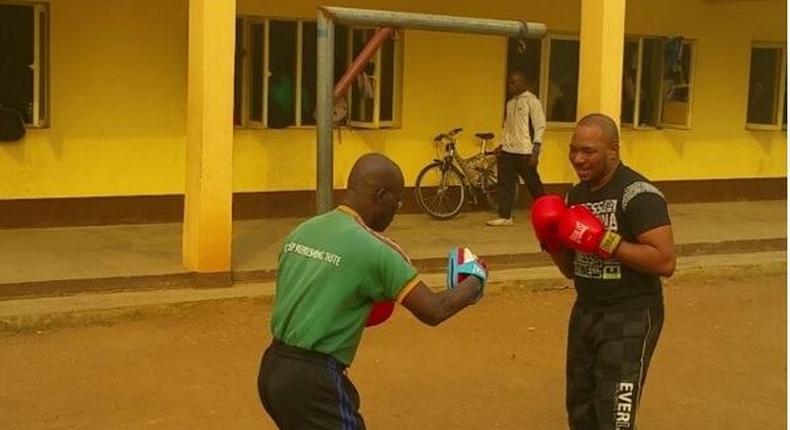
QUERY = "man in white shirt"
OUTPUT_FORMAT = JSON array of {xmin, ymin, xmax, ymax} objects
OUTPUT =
[{"xmin": 487, "ymin": 70, "xmax": 546, "ymax": 226}]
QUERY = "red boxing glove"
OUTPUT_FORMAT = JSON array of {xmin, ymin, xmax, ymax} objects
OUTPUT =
[
  {"xmin": 366, "ymin": 301, "xmax": 395, "ymax": 327},
  {"xmin": 530, "ymin": 195, "xmax": 568, "ymax": 253},
  {"xmin": 557, "ymin": 205, "xmax": 622, "ymax": 259}
]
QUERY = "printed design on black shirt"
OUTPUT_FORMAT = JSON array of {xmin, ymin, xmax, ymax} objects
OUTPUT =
[
  {"xmin": 573, "ymin": 198, "xmax": 622, "ymax": 280},
  {"xmin": 622, "ymin": 181, "xmax": 665, "ymax": 211}
]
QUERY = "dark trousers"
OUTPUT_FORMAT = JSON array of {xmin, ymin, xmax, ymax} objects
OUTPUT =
[
  {"xmin": 566, "ymin": 302, "xmax": 664, "ymax": 430},
  {"xmin": 497, "ymin": 151, "xmax": 545, "ymax": 218},
  {"xmin": 258, "ymin": 340, "xmax": 366, "ymax": 430}
]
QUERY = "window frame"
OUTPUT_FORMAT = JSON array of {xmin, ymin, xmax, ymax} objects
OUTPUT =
[
  {"xmin": 32, "ymin": 2, "xmax": 47, "ymax": 127},
  {"xmin": 236, "ymin": 17, "xmax": 268, "ymax": 129},
  {"xmin": 539, "ymin": 33, "xmax": 580, "ymax": 129},
  {"xmin": 0, "ymin": 1, "xmax": 49, "ymax": 128},
  {"xmin": 622, "ymin": 37, "xmax": 642, "ymax": 128},
  {"xmin": 346, "ymin": 26, "xmax": 401, "ymax": 130},
  {"xmin": 621, "ymin": 35, "xmax": 665, "ymax": 130},
  {"xmin": 745, "ymin": 42, "xmax": 787, "ymax": 131},
  {"xmin": 659, "ymin": 38, "xmax": 696, "ymax": 130},
  {"xmin": 235, "ymin": 18, "xmax": 402, "ymax": 130},
  {"xmin": 510, "ymin": 33, "xmax": 699, "ymax": 131},
  {"xmin": 236, "ymin": 17, "xmax": 309, "ymax": 129}
]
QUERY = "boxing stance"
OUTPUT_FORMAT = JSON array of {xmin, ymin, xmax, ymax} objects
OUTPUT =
[
  {"xmin": 532, "ymin": 114, "xmax": 675, "ymax": 430},
  {"xmin": 257, "ymin": 153, "xmax": 487, "ymax": 429}
]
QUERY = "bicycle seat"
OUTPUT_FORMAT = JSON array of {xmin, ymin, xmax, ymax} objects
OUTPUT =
[{"xmin": 475, "ymin": 132, "xmax": 495, "ymax": 140}]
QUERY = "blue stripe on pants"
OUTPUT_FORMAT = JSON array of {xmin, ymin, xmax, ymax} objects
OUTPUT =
[{"xmin": 329, "ymin": 361, "xmax": 357, "ymax": 430}]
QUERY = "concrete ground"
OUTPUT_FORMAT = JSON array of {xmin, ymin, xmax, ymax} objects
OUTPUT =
[
  {"xmin": 0, "ymin": 199, "xmax": 784, "ymax": 323},
  {"xmin": 0, "ymin": 250, "xmax": 784, "ymax": 325},
  {"xmin": 1, "ymin": 200, "xmax": 785, "ymax": 284}
]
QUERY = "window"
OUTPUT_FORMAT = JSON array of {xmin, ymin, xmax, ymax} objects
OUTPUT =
[
  {"xmin": 622, "ymin": 37, "xmax": 695, "ymax": 129},
  {"xmin": 267, "ymin": 21, "xmax": 297, "ymax": 129},
  {"xmin": 234, "ymin": 18, "xmax": 400, "ymax": 129},
  {"xmin": 621, "ymin": 37, "xmax": 696, "ymax": 128},
  {"xmin": 746, "ymin": 43, "xmax": 786, "ymax": 130},
  {"xmin": 505, "ymin": 37, "xmax": 541, "ymax": 108},
  {"xmin": 506, "ymin": 34, "xmax": 697, "ymax": 130},
  {"xmin": 506, "ymin": 35, "xmax": 582, "ymax": 125},
  {"xmin": 0, "ymin": 3, "xmax": 49, "ymax": 127},
  {"xmin": 660, "ymin": 37, "xmax": 694, "ymax": 128},
  {"xmin": 235, "ymin": 18, "xmax": 340, "ymax": 128},
  {"xmin": 347, "ymin": 28, "xmax": 400, "ymax": 129},
  {"xmin": 543, "ymin": 36, "xmax": 580, "ymax": 124},
  {"xmin": 621, "ymin": 37, "xmax": 663, "ymax": 127}
]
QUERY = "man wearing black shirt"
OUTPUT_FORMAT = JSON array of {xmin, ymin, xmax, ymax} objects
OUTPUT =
[{"xmin": 531, "ymin": 113, "xmax": 676, "ymax": 429}]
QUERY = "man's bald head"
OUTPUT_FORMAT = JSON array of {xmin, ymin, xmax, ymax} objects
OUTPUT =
[
  {"xmin": 347, "ymin": 153, "xmax": 404, "ymax": 193},
  {"xmin": 343, "ymin": 153, "xmax": 404, "ymax": 232},
  {"xmin": 569, "ymin": 113, "xmax": 621, "ymax": 190},
  {"xmin": 577, "ymin": 113, "xmax": 619, "ymax": 146}
]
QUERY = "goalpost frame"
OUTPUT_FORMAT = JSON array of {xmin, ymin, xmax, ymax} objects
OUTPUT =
[{"xmin": 316, "ymin": 6, "xmax": 546, "ymax": 213}]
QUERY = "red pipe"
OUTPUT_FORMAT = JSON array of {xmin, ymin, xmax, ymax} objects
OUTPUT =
[{"xmin": 332, "ymin": 26, "xmax": 395, "ymax": 101}]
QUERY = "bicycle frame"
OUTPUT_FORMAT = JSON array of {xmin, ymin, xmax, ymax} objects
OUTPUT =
[
  {"xmin": 432, "ymin": 135, "xmax": 490, "ymax": 206},
  {"xmin": 415, "ymin": 128, "xmax": 505, "ymax": 219}
]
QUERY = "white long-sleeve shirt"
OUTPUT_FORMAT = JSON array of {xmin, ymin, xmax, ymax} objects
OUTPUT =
[{"xmin": 501, "ymin": 89, "xmax": 545, "ymax": 155}]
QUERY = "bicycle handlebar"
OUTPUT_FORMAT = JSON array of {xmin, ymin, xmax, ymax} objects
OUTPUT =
[{"xmin": 433, "ymin": 127, "xmax": 464, "ymax": 142}]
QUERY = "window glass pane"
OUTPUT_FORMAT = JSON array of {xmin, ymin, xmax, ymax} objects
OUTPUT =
[
  {"xmin": 298, "ymin": 24, "xmax": 348, "ymax": 126},
  {"xmin": 747, "ymin": 47, "xmax": 781, "ymax": 124},
  {"xmin": 621, "ymin": 40, "xmax": 638, "ymax": 124},
  {"xmin": 334, "ymin": 25, "xmax": 348, "ymax": 84},
  {"xmin": 783, "ymin": 75, "xmax": 787, "ymax": 127},
  {"xmin": 0, "ymin": 5, "xmax": 34, "ymax": 124},
  {"xmin": 350, "ymin": 29, "xmax": 375, "ymax": 123},
  {"xmin": 547, "ymin": 39, "xmax": 579, "ymax": 122},
  {"xmin": 507, "ymin": 38, "xmax": 541, "ymax": 94},
  {"xmin": 663, "ymin": 39, "xmax": 691, "ymax": 103},
  {"xmin": 506, "ymin": 38, "xmax": 541, "ymax": 120},
  {"xmin": 661, "ymin": 39, "xmax": 692, "ymax": 125},
  {"xmin": 332, "ymin": 26, "xmax": 350, "ymax": 125},
  {"xmin": 38, "ymin": 7, "xmax": 47, "ymax": 124},
  {"xmin": 380, "ymin": 37, "xmax": 395, "ymax": 122},
  {"xmin": 234, "ymin": 18, "xmax": 244, "ymax": 126},
  {"xmin": 639, "ymin": 39, "xmax": 662, "ymax": 126},
  {"xmin": 622, "ymin": 38, "xmax": 663, "ymax": 127},
  {"xmin": 268, "ymin": 20, "xmax": 297, "ymax": 128},
  {"xmin": 249, "ymin": 23, "xmax": 264, "ymax": 123},
  {"xmin": 301, "ymin": 22, "xmax": 317, "ymax": 125}
]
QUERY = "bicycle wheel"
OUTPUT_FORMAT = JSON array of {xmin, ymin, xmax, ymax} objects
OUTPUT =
[
  {"xmin": 415, "ymin": 162, "xmax": 466, "ymax": 219},
  {"xmin": 482, "ymin": 167, "xmax": 518, "ymax": 213}
]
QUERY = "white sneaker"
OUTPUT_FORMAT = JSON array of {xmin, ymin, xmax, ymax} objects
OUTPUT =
[{"xmin": 486, "ymin": 218, "xmax": 514, "ymax": 226}]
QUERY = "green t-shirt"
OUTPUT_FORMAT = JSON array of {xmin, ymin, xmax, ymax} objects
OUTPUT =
[{"xmin": 271, "ymin": 206, "xmax": 418, "ymax": 365}]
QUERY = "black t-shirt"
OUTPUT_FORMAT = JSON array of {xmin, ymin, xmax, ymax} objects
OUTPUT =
[{"xmin": 566, "ymin": 163, "xmax": 671, "ymax": 311}]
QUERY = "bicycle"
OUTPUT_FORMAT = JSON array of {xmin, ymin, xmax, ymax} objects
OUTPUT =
[{"xmin": 414, "ymin": 128, "xmax": 518, "ymax": 220}]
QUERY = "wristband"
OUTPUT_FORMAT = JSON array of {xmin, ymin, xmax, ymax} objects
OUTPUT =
[{"xmin": 598, "ymin": 230, "xmax": 622, "ymax": 258}]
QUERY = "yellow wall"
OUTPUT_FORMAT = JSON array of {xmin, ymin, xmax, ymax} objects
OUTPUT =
[
  {"xmin": 0, "ymin": 0, "xmax": 785, "ymax": 199},
  {"xmin": 619, "ymin": 0, "xmax": 787, "ymax": 180},
  {"xmin": 0, "ymin": 0, "xmax": 188, "ymax": 199}
]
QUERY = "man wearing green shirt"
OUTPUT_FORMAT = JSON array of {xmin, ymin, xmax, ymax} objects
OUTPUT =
[{"xmin": 258, "ymin": 153, "xmax": 487, "ymax": 429}]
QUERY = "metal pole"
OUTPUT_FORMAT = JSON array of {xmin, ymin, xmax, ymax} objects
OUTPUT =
[
  {"xmin": 320, "ymin": 6, "xmax": 546, "ymax": 39},
  {"xmin": 314, "ymin": 6, "xmax": 547, "ymax": 215},
  {"xmin": 316, "ymin": 10, "xmax": 335, "ymax": 213}
]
